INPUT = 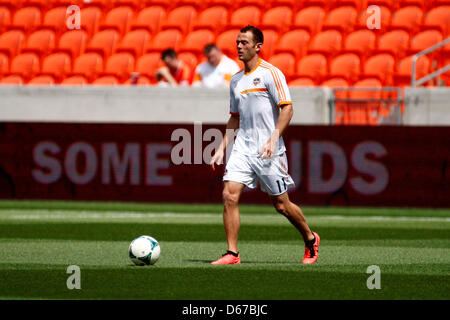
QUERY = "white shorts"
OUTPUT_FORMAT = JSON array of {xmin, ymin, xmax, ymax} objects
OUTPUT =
[{"xmin": 223, "ymin": 151, "xmax": 295, "ymax": 196}]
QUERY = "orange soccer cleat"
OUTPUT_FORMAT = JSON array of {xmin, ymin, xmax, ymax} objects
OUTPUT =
[
  {"xmin": 302, "ymin": 232, "xmax": 320, "ymax": 264},
  {"xmin": 210, "ymin": 251, "xmax": 241, "ymax": 265}
]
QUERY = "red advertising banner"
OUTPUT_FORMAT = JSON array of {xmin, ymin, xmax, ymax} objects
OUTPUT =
[{"xmin": 0, "ymin": 123, "xmax": 448, "ymax": 207}]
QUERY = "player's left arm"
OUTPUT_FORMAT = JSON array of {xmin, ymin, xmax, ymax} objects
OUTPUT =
[{"xmin": 259, "ymin": 103, "xmax": 292, "ymax": 158}]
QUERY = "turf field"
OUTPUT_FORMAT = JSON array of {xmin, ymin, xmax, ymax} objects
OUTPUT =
[{"xmin": 0, "ymin": 200, "xmax": 449, "ymax": 300}]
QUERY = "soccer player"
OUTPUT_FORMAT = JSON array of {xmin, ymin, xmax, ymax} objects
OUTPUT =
[
  {"xmin": 192, "ymin": 44, "xmax": 240, "ymax": 88},
  {"xmin": 210, "ymin": 26, "xmax": 320, "ymax": 265}
]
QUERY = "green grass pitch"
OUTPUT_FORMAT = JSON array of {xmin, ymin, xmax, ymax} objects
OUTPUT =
[{"xmin": 0, "ymin": 200, "xmax": 449, "ymax": 300}]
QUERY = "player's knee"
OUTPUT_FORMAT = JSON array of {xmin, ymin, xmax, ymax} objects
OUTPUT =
[
  {"xmin": 274, "ymin": 202, "xmax": 287, "ymax": 216},
  {"xmin": 223, "ymin": 190, "xmax": 239, "ymax": 208}
]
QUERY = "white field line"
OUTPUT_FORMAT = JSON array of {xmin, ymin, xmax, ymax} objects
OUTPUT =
[{"xmin": 0, "ymin": 209, "xmax": 449, "ymax": 222}]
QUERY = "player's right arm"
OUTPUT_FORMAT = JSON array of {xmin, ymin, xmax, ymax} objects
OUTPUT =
[{"xmin": 210, "ymin": 114, "xmax": 239, "ymax": 170}]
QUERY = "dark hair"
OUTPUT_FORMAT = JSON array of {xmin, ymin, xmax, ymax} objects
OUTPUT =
[
  {"xmin": 161, "ymin": 49, "xmax": 177, "ymax": 59},
  {"xmin": 240, "ymin": 25, "xmax": 264, "ymax": 44},
  {"xmin": 203, "ymin": 43, "xmax": 219, "ymax": 55}
]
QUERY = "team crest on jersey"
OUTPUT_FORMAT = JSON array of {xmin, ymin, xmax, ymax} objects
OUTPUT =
[{"xmin": 253, "ymin": 78, "xmax": 261, "ymax": 86}]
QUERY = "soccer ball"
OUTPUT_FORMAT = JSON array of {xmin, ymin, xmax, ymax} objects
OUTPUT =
[{"xmin": 129, "ymin": 235, "xmax": 161, "ymax": 266}]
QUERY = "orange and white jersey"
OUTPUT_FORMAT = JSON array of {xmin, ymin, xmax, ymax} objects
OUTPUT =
[
  {"xmin": 229, "ymin": 58, "xmax": 292, "ymax": 156},
  {"xmin": 192, "ymin": 55, "xmax": 240, "ymax": 88}
]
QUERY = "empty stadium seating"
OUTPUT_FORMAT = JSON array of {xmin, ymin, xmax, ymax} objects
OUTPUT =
[{"xmin": 0, "ymin": 0, "xmax": 447, "ymax": 88}]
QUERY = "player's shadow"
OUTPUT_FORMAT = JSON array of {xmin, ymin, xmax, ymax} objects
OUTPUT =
[{"xmin": 186, "ymin": 259, "xmax": 294, "ymax": 265}]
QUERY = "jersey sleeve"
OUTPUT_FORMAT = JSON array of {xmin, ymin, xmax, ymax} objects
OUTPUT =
[
  {"xmin": 265, "ymin": 67, "xmax": 292, "ymax": 107},
  {"xmin": 192, "ymin": 66, "xmax": 202, "ymax": 87},
  {"xmin": 229, "ymin": 80, "xmax": 239, "ymax": 116}
]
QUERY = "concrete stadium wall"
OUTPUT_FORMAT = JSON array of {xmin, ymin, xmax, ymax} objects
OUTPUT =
[
  {"xmin": 0, "ymin": 86, "xmax": 449, "ymax": 125},
  {"xmin": 403, "ymin": 87, "xmax": 450, "ymax": 126}
]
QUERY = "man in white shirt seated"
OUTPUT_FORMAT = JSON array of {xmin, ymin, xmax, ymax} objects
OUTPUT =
[{"xmin": 192, "ymin": 44, "xmax": 240, "ymax": 88}]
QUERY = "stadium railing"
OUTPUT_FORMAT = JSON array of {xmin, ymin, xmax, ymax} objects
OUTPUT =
[{"xmin": 412, "ymin": 37, "xmax": 450, "ymax": 87}]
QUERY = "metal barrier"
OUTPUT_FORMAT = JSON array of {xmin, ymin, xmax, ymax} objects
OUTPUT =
[
  {"xmin": 412, "ymin": 37, "xmax": 450, "ymax": 87},
  {"xmin": 330, "ymin": 87, "xmax": 403, "ymax": 125}
]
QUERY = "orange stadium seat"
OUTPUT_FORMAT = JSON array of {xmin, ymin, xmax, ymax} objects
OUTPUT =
[
  {"xmin": 376, "ymin": 30, "xmax": 410, "ymax": 59},
  {"xmin": 267, "ymin": 53, "xmax": 296, "ymax": 80},
  {"xmin": 0, "ymin": 75, "xmax": 24, "ymax": 84},
  {"xmin": 56, "ymin": 30, "xmax": 88, "ymax": 61},
  {"xmin": 22, "ymin": 30, "xmax": 56, "ymax": 58},
  {"xmin": 177, "ymin": 0, "xmax": 206, "ymax": 10},
  {"xmin": 321, "ymin": 77, "xmax": 350, "ymax": 88},
  {"xmin": 40, "ymin": 6, "xmax": 71, "ymax": 35},
  {"xmin": 71, "ymin": 52, "xmax": 104, "ymax": 82},
  {"xmin": 116, "ymin": 29, "xmax": 151, "ymax": 58},
  {"xmin": 100, "ymin": 52, "xmax": 135, "ymax": 83},
  {"xmin": 259, "ymin": 29, "xmax": 279, "ymax": 60},
  {"xmin": 347, "ymin": 78, "xmax": 383, "ymax": 125},
  {"xmin": 356, "ymin": 5, "xmax": 391, "ymax": 30},
  {"xmin": 9, "ymin": 53, "xmax": 40, "ymax": 81},
  {"xmin": 260, "ymin": 6, "xmax": 293, "ymax": 34},
  {"xmin": 322, "ymin": 6, "xmax": 358, "ymax": 34},
  {"xmin": 192, "ymin": 6, "xmax": 228, "ymax": 34},
  {"xmin": 39, "ymin": 52, "xmax": 71, "ymax": 82},
  {"xmin": 343, "ymin": 30, "xmax": 376, "ymax": 63},
  {"xmin": 361, "ymin": 53, "xmax": 395, "ymax": 85},
  {"xmin": 302, "ymin": 0, "xmax": 333, "ymax": 10},
  {"xmin": 83, "ymin": 0, "xmax": 114, "ymax": 11},
  {"xmin": 113, "ymin": 0, "xmax": 143, "ymax": 9},
  {"xmin": 408, "ymin": 30, "xmax": 444, "ymax": 56},
  {"xmin": 99, "ymin": 6, "xmax": 134, "ymax": 36},
  {"xmin": 9, "ymin": 6, "xmax": 41, "ymax": 34},
  {"xmin": 80, "ymin": 6, "xmax": 103, "ymax": 37},
  {"xmin": 217, "ymin": 29, "xmax": 240, "ymax": 59},
  {"xmin": 0, "ymin": 6, "xmax": 11, "ymax": 33},
  {"xmin": 291, "ymin": 6, "xmax": 325, "ymax": 36},
  {"xmin": 51, "ymin": 0, "xmax": 84, "ymax": 6},
  {"xmin": 294, "ymin": 53, "xmax": 327, "ymax": 84},
  {"xmin": 390, "ymin": 6, "xmax": 424, "ymax": 34},
  {"xmin": 394, "ymin": 54, "xmax": 430, "ymax": 87},
  {"xmin": 61, "ymin": 75, "xmax": 88, "ymax": 85},
  {"xmin": 366, "ymin": 0, "xmax": 398, "ymax": 11},
  {"xmin": 148, "ymin": 29, "xmax": 184, "ymax": 53},
  {"xmin": 228, "ymin": 6, "xmax": 261, "ymax": 30},
  {"xmin": 273, "ymin": 29, "xmax": 310, "ymax": 60},
  {"xmin": 399, "ymin": 0, "xmax": 427, "ymax": 10},
  {"xmin": 271, "ymin": 0, "xmax": 299, "ymax": 7},
  {"xmin": 28, "ymin": 75, "xmax": 55, "ymax": 85},
  {"xmin": 134, "ymin": 53, "xmax": 163, "ymax": 84},
  {"xmin": 92, "ymin": 76, "xmax": 119, "ymax": 85},
  {"xmin": 86, "ymin": 29, "xmax": 120, "ymax": 60},
  {"xmin": 22, "ymin": 0, "xmax": 50, "ymax": 10},
  {"xmin": 160, "ymin": 6, "xmax": 197, "ymax": 35},
  {"xmin": 335, "ymin": 0, "xmax": 368, "ymax": 12},
  {"xmin": 0, "ymin": 53, "xmax": 8, "ymax": 76},
  {"xmin": 308, "ymin": 30, "xmax": 342, "ymax": 60},
  {"xmin": 179, "ymin": 29, "xmax": 216, "ymax": 57},
  {"xmin": 328, "ymin": 53, "xmax": 361, "ymax": 83},
  {"xmin": 423, "ymin": 6, "xmax": 450, "ymax": 36},
  {"xmin": 205, "ymin": 0, "xmax": 236, "ymax": 12},
  {"xmin": 239, "ymin": 0, "xmax": 266, "ymax": 10},
  {"xmin": 0, "ymin": 30, "xmax": 25, "ymax": 59},
  {"xmin": 288, "ymin": 77, "xmax": 316, "ymax": 87},
  {"xmin": 130, "ymin": 6, "xmax": 167, "ymax": 34},
  {"xmin": 178, "ymin": 51, "xmax": 198, "ymax": 71},
  {"xmin": 143, "ymin": 0, "xmax": 173, "ymax": 10}
]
